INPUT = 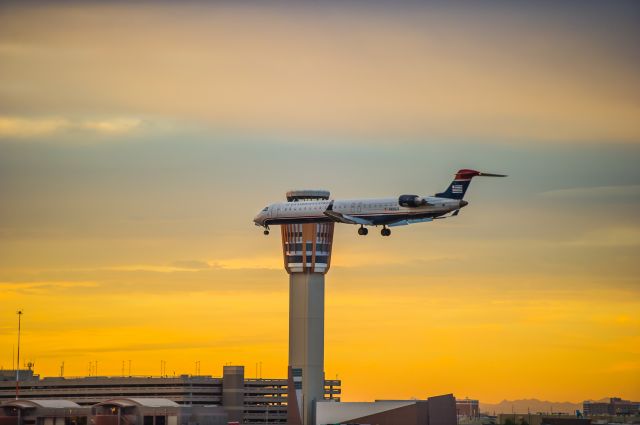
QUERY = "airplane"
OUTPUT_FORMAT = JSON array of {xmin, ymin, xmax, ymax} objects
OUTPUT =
[{"xmin": 253, "ymin": 169, "xmax": 506, "ymax": 236}]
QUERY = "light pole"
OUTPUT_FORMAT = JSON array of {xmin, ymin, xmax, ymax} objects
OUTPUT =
[{"xmin": 15, "ymin": 310, "xmax": 23, "ymax": 400}]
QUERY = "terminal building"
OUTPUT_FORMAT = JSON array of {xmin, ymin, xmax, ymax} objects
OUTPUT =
[
  {"xmin": 0, "ymin": 398, "xmax": 227, "ymax": 425},
  {"xmin": 583, "ymin": 398, "xmax": 640, "ymax": 416},
  {"xmin": 497, "ymin": 414, "xmax": 591, "ymax": 425},
  {"xmin": 455, "ymin": 398, "xmax": 479, "ymax": 418},
  {"xmin": 0, "ymin": 367, "xmax": 457, "ymax": 425},
  {"xmin": 0, "ymin": 395, "xmax": 457, "ymax": 425},
  {"xmin": 0, "ymin": 367, "xmax": 340, "ymax": 425},
  {"xmin": 316, "ymin": 394, "xmax": 457, "ymax": 425}
]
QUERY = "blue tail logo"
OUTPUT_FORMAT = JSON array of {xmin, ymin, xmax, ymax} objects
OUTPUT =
[{"xmin": 436, "ymin": 169, "xmax": 506, "ymax": 200}]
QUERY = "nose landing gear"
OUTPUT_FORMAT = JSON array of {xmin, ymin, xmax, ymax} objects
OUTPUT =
[
  {"xmin": 381, "ymin": 227, "xmax": 391, "ymax": 237},
  {"xmin": 263, "ymin": 226, "xmax": 270, "ymax": 236},
  {"xmin": 357, "ymin": 226, "xmax": 368, "ymax": 236}
]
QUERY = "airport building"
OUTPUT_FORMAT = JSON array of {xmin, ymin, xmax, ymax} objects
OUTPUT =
[
  {"xmin": 0, "ymin": 398, "xmax": 227, "ymax": 425},
  {"xmin": 316, "ymin": 394, "xmax": 457, "ymax": 425},
  {"xmin": 583, "ymin": 398, "xmax": 640, "ymax": 416},
  {"xmin": 0, "ymin": 395, "xmax": 458, "ymax": 425},
  {"xmin": 455, "ymin": 398, "xmax": 479, "ymax": 418},
  {"xmin": 0, "ymin": 367, "xmax": 340, "ymax": 425},
  {"xmin": 0, "ymin": 368, "xmax": 458, "ymax": 425},
  {"xmin": 497, "ymin": 414, "xmax": 591, "ymax": 425}
]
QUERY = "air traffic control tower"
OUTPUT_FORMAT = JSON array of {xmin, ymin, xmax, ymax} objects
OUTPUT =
[{"xmin": 281, "ymin": 190, "xmax": 334, "ymax": 425}]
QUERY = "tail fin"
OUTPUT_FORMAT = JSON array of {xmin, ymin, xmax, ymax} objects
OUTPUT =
[{"xmin": 435, "ymin": 169, "xmax": 506, "ymax": 200}]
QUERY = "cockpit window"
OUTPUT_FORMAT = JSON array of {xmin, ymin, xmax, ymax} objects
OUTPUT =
[{"xmin": 262, "ymin": 207, "xmax": 269, "ymax": 212}]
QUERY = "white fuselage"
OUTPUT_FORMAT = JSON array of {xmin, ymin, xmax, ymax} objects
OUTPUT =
[{"xmin": 254, "ymin": 196, "xmax": 464, "ymax": 227}]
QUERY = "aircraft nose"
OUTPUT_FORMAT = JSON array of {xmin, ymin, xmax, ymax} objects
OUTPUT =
[{"xmin": 459, "ymin": 200, "xmax": 469, "ymax": 208}]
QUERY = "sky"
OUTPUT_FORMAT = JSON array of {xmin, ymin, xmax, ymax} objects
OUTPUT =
[{"xmin": 0, "ymin": 1, "xmax": 639, "ymax": 404}]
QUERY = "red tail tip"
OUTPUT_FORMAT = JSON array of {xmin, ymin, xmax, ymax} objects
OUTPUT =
[{"xmin": 455, "ymin": 169, "xmax": 481, "ymax": 180}]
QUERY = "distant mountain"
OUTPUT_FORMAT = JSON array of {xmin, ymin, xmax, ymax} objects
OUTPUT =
[{"xmin": 479, "ymin": 399, "xmax": 583, "ymax": 415}]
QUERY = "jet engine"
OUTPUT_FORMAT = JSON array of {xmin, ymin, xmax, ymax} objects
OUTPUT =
[{"xmin": 399, "ymin": 194, "xmax": 427, "ymax": 207}]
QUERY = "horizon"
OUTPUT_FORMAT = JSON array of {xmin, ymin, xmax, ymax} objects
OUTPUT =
[{"xmin": 1, "ymin": 0, "xmax": 639, "ymax": 406}]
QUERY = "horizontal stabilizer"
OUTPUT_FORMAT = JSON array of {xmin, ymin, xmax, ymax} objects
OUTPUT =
[{"xmin": 478, "ymin": 172, "xmax": 507, "ymax": 177}]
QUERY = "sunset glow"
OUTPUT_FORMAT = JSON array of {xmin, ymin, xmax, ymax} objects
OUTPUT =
[{"xmin": 1, "ymin": 1, "xmax": 639, "ymax": 405}]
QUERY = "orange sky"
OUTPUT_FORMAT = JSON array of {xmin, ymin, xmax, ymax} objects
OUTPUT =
[{"xmin": 0, "ymin": 1, "xmax": 639, "ymax": 403}]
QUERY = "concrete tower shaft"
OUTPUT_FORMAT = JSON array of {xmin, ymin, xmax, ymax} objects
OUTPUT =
[{"xmin": 281, "ymin": 221, "xmax": 334, "ymax": 425}]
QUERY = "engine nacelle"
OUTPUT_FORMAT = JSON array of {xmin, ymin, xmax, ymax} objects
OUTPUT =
[{"xmin": 399, "ymin": 194, "xmax": 426, "ymax": 207}]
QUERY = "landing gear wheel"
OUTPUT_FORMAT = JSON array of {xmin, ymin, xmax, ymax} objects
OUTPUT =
[
  {"xmin": 381, "ymin": 228, "xmax": 391, "ymax": 236},
  {"xmin": 358, "ymin": 226, "xmax": 368, "ymax": 236},
  {"xmin": 263, "ymin": 229, "xmax": 270, "ymax": 235}
]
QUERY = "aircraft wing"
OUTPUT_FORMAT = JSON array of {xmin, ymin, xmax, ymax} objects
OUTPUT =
[
  {"xmin": 323, "ymin": 209, "xmax": 373, "ymax": 226},
  {"xmin": 387, "ymin": 217, "xmax": 434, "ymax": 227}
]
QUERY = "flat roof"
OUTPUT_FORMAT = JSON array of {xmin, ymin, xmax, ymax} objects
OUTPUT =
[
  {"xmin": 95, "ymin": 398, "xmax": 179, "ymax": 408},
  {"xmin": 2, "ymin": 400, "xmax": 82, "ymax": 409}
]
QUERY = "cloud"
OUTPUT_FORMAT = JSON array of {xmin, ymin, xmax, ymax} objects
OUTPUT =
[
  {"xmin": 212, "ymin": 256, "xmax": 284, "ymax": 270},
  {"xmin": 0, "ymin": 116, "xmax": 142, "ymax": 138},
  {"xmin": 81, "ymin": 118, "xmax": 142, "ymax": 134},
  {"xmin": 170, "ymin": 260, "xmax": 212, "ymax": 270},
  {"xmin": 540, "ymin": 185, "xmax": 640, "ymax": 201},
  {"xmin": 567, "ymin": 226, "xmax": 640, "ymax": 247},
  {"xmin": 102, "ymin": 264, "xmax": 209, "ymax": 273},
  {"xmin": 0, "ymin": 280, "xmax": 99, "ymax": 294},
  {"xmin": 603, "ymin": 358, "xmax": 640, "ymax": 373},
  {"xmin": 0, "ymin": 116, "xmax": 69, "ymax": 137},
  {"xmin": 40, "ymin": 339, "xmax": 256, "ymax": 356},
  {"xmin": 1, "ymin": 3, "xmax": 639, "ymax": 143}
]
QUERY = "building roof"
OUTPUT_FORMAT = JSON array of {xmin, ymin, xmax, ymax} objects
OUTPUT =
[
  {"xmin": 317, "ymin": 400, "xmax": 416, "ymax": 425},
  {"xmin": 286, "ymin": 190, "xmax": 330, "ymax": 201},
  {"xmin": 1, "ymin": 399, "xmax": 82, "ymax": 409},
  {"xmin": 95, "ymin": 398, "xmax": 180, "ymax": 408}
]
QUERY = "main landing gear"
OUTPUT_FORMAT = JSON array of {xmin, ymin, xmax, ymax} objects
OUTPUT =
[{"xmin": 358, "ymin": 225, "xmax": 390, "ymax": 236}]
